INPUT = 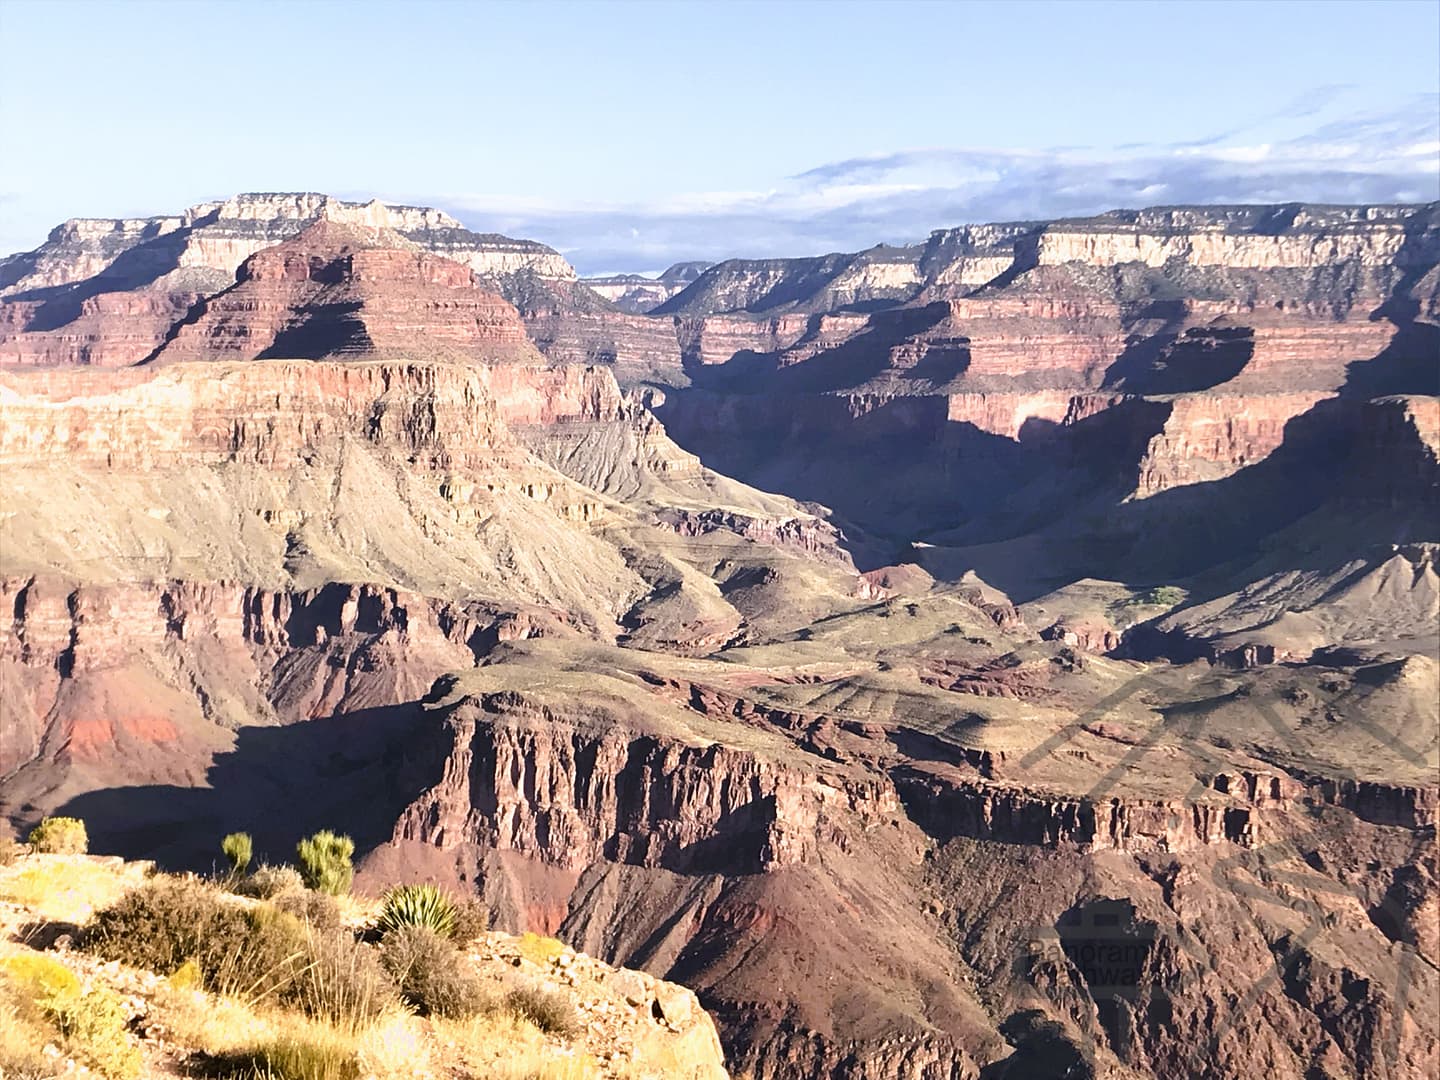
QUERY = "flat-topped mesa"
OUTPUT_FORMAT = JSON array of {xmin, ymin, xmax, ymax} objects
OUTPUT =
[
  {"xmin": 1022, "ymin": 204, "xmax": 1423, "ymax": 269},
  {"xmin": 150, "ymin": 220, "xmax": 543, "ymax": 365},
  {"xmin": 653, "ymin": 246, "xmax": 926, "ymax": 318},
  {"xmin": 655, "ymin": 204, "xmax": 1437, "ymax": 322}
]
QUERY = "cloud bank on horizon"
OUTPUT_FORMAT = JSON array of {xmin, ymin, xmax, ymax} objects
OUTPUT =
[{"xmin": 433, "ymin": 95, "xmax": 1440, "ymax": 276}]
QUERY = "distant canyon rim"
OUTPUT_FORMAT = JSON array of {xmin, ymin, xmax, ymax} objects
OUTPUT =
[{"xmin": 1, "ymin": 192, "xmax": 1437, "ymax": 1080}]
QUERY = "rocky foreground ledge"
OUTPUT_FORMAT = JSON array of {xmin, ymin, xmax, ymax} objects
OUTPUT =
[{"xmin": 0, "ymin": 851, "xmax": 729, "ymax": 1079}]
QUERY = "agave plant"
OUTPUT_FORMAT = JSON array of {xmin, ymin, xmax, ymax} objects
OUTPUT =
[{"xmin": 377, "ymin": 883, "xmax": 458, "ymax": 938}]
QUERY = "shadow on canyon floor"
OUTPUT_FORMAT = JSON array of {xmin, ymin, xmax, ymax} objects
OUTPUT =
[
  {"xmin": 51, "ymin": 699, "xmax": 434, "ymax": 872},
  {"xmin": 662, "ymin": 378, "xmax": 1436, "ymax": 607}
]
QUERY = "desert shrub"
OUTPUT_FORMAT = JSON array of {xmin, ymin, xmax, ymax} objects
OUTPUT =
[
  {"xmin": 168, "ymin": 957, "xmax": 203, "ymax": 990},
  {"xmin": 1131, "ymin": 585, "xmax": 1186, "ymax": 607},
  {"xmin": 505, "ymin": 983, "xmax": 580, "ymax": 1038},
  {"xmin": 450, "ymin": 897, "xmax": 488, "ymax": 944},
  {"xmin": 86, "ymin": 877, "xmax": 308, "ymax": 1004},
  {"xmin": 377, "ymin": 884, "xmax": 456, "ymax": 938},
  {"xmin": 288, "ymin": 928, "xmax": 396, "ymax": 1030},
  {"xmin": 236, "ymin": 863, "xmax": 306, "ymax": 900},
  {"xmin": 2, "ymin": 952, "xmax": 81, "ymax": 1000},
  {"xmin": 379, "ymin": 925, "xmax": 487, "ymax": 1019},
  {"xmin": 27, "ymin": 816, "xmax": 87, "ymax": 854},
  {"xmin": 49, "ymin": 985, "xmax": 142, "ymax": 1079},
  {"xmin": 221, "ymin": 832, "xmax": 254, "ymax": 877},
  {"xmin": 87, "ymin": 877, "xmax": 392, "ymax": 1024},
  {"xmin": 0, "ymin": 823, "xmax": 22, "ymax": 867},
  {"xmin": 296, "ymin": 831, "xmax": 354, "ymax": 896},
  {"xmin": 275, "ymin": 889, "xmax": 343, "ymax": 932}
]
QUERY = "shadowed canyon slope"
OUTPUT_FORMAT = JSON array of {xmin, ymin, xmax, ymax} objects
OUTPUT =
[{"xmin": 1, "ymin": 196, "xmax": 1437, "ymax": 1080}]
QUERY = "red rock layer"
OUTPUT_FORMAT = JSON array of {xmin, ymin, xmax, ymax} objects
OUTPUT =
[
  {"xmin": 1133, "ymin": 391, "xmax": 1335, "ymax": 496},
  {"xmin": 153, "ymin": 221, "xmax": 538, "ymax": 364},
  {"xmin": 0, "ymin": 290, "xmax": 203, "ymax": 367}
]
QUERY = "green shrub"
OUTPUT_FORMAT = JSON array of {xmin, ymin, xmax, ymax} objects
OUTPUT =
[
  {"xmin": 235, "ymin": 864, "xmax": 306, "ymax": 900},
  {"xmin": 221, "ymin": 832, "xmax": 254, "ymax": 877},
  {"xmin": 27, "ymin": 816, "xmax": 87, "ymax": 854},
  {"xmin": 296, "ymin": 832, "xmax": 354, "ymax": 896},
  {"xmin": 2, "ymin": 954, "xmax": 140, "ymax": 1079},
  {"xmin": 289, "ymin": 928, "xmax": 396, "ymax": 1030},
  {"xmin": 2, "ymin": 953, "xmax": 81, "ymax": 1000},
  {"xmin": 377, "ymin": 884, "xmax": 456, "ymax": 938},
  {"xmin": 505, "ymin": 983, "xmax": 580, "ymax": 1037},
  {"xmin": 379, "ymin": 925, "xmax": 487, "ymax": 1019},
  {"xmin": 1131, "ymin": 585, "xmax": 1186, "ymax": 608}
]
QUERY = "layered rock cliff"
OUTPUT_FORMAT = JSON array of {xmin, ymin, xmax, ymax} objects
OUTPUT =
[
  {"xmin": 0, "ymin": 193, "xmax": 580, "ymax": 368},
  {"xmin": 2, "ymin": 195, "xmax": 1438, "ymax": 1080},
  {"xmin": 150, "ymin": 220, "xmax": 541, "ymax": 364},
  {"xmin": 584, "ymin": 262, "xmax": 714, "ymax": 313}
]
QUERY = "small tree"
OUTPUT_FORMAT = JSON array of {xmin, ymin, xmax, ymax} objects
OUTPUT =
[
  {"xmin": 220, "ymin": 832, "xmax": 253, "ymax": 877},
  {"xmin": 296, "ymin": 830, "xmax": 354, "ymax": 896},
  {"xmin": 28, "ymin": 816, "xmax": 88, "ymax": 854}
]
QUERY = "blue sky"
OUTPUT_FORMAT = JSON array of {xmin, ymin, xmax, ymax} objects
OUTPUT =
[{"xmin": 1, "ymin": 0, "xmax": 1437, "ymax": 273}]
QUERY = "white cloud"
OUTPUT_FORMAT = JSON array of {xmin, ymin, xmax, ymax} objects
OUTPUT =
[{"xmin": 423, "ymin": 96, "xmax": 1438, "ymax": 274}]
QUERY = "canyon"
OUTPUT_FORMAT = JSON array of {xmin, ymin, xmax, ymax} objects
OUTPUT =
[{"xmin": 0, "ymin": 195, "xmax": 1436, "ymax": 1080}]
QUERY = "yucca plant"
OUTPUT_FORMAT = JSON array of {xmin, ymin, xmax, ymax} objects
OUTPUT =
[
  {"xmin": 377, "ymin": 883, "xmax": 457, "ymax": 938},
  {"xmin": 221, "ymin": 831, "xmax": 253, "ymax": 877},
  {"xmin": 296, "ymin": 831, "xmax": 354, "ymax": 896},
  {"xmin": 27, "ymin": 816, "xmax": 88, "ymax": 854}
]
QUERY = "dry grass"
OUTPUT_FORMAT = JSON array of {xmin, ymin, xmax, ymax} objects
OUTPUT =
[
  {"xmin": 0, "ymin": 977, "xmax": 54, "ymax": 1079},
  {"xmin": 515, "ymin": 931, "xmax": 568, "ymax": 965},
  {"xmin": 160, "ymin": 983, "xmax": 428, "ymax": 1080},
  {"xmin": 155, "ymin": 984, "xmax": 279, "ymax": 1056},
  {"xmin": 0, "ymin": 855, "xmax": 142, "ymax": 924},
  {"xmin": 434, "ymin": 1011, "xmax": 600, "ymax": 1080}
]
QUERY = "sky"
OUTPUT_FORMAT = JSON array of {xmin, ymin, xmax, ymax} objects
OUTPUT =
[{"xmin": 1, "ymin": 0, "xmax": 1437, "ymax": 274}]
